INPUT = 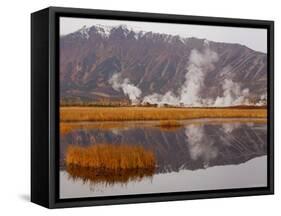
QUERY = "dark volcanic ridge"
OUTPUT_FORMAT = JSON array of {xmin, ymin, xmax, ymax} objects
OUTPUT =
[{"xmin": 60, "ymin": 25, "xmax": 267, "ymax": 107}]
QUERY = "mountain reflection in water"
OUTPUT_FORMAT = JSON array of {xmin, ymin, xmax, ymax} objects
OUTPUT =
[
  {"xmin": 61, "ymin": 119, "xmax": 266, "ymax": 173},
  {"xmin": 60, "ymin": 119, "xmax": 267, "ymax": 198}
]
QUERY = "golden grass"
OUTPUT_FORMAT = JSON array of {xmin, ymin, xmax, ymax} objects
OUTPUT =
[
  {"xmin": 60, "ymin": 106, "xmax": 267, "ymax": 122},
  {"xmin": 65, "ymin": 144, "xmax": 156, "ymax": 170}
]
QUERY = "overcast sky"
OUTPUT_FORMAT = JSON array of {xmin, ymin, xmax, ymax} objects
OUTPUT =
[{"xmin": 60, "ymin": 17, "xmax": 267, "ymax": 53}]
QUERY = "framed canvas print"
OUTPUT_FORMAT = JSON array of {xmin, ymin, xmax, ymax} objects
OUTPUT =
[{"xmin": 31, "ymin": 7, "xmax": 274, "ymax": 208}]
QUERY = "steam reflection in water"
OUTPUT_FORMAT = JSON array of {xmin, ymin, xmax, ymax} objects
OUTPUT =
[{"xmin": 60, "ymin": 119, "xmax": 267, "ymax": 198}]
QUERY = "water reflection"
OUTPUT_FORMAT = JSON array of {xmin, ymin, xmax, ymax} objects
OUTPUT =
[
  {"xmin": 185, "ymin": 125, "xmax": 218, "ymax": 168},
  {"xmin": 60, "ymin": 119, "xmax": 267, "ymax": 198},
  {"xmin": 66, "ymin": 165, "xmax": 154, "ymax": 186}
]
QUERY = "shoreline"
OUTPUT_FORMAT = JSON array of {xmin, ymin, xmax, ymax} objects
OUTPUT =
[
  {"xmin": 60, "ymin": 106, "xmax": 267, "ymax": 122},
  {"xmin": 60, "ymin": 117, "xmax": 267, "ymax": 135}
]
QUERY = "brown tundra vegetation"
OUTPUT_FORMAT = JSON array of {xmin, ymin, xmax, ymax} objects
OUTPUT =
[
  {"xmin": 60, "ymin": 106, "xmax": 267, "ymax": 122},
  {"xmin": 65, "ymin": 144, "xmax": 156, "ymax": 171}
]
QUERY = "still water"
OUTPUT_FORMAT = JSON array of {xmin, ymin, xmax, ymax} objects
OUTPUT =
[{"xmin": 59, "ymin": 119, "xmax": 267, "ymax": 199}]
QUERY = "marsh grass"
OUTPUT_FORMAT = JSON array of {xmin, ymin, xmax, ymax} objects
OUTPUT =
[
  {"xmin": 65, "ymin": 144, "xmax": 156, "ymax": 170},
  {"xmin": 60, "ymin": 106, "xmax": 267, "ymax": 122},
  {"xmin": 65, "ymin": 144, "xmax": 156, "ymax": 185}
]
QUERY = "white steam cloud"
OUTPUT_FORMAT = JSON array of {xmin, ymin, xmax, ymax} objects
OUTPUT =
[
  {"xmin": 141, "ymin": 47, "xmax": 220, "ymax": 107},
  {"xmin": 213, "ymin": 79, "xmax": 250, "ymax": 107},
  {"xmin": 256, "ymin": 93, "xmax": 267, "ymax": 106},
  {"xmin": 142, "ymin": 47, "xmax": 219, "ymax": 107},
  {"xmin": 109, "ymin": 73, "xmax": 142, "ymax": 104},
  {"xmin": 109, "ymin": 43, "xmax": 265, "ymax": 107},
  {"xmin": 142, "ymin": 91, "xmax": 179, "ymax": 106},
  {"xmin": 179, "ymin": 47, "xmax": 218, "ymax": 106},
  {"xmin": 141, "ymin": 46, "xmax": 256, "ymax": 107}
]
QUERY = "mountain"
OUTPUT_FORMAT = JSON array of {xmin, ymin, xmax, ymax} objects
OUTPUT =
[{"xmin": 60, "ymin": 25, "xmax": 267, "ymax": 106}]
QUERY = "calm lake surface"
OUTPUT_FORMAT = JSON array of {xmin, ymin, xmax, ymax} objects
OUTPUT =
[{"xmin": 60, "ymin": 118, "xmax": 267, "ymax": 199}]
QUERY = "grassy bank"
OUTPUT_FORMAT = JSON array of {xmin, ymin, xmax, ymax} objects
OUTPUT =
[
  {"xmin": 65, "ymin": 144, "xmax": 156, "ymax": 170},
  {"xmin": 60, "ymin": 106, "xmax": 267, "ymax": 122},
  {"xmin": 65, "ymin": 144, "xmax": 156, "ymax": 184}
]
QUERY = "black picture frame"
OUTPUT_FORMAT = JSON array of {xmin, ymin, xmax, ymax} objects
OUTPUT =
[{"xmin": 31, "ymin": 6, "xmax": 274, "ymax": 208}]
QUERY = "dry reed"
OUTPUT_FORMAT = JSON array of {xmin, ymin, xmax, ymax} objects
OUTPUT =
[
  {"xmin": 60, "ymin": 107, "xmax": 267, "ymax": 122},
  {"xmin": 65, "ymin": 144, "xmax": 156, "ymax": 170}
]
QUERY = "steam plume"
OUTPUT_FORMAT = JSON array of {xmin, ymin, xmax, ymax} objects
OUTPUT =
[
  {"xmin": 141, "ymin": 47, "xmax": 261, "ymax": 107},
  {"xmin": 142, "ymin": 47, "xmax": 219, "ymax": 107},
  {"xmin": 256, "ymin": 93, "xmax": 267, "ymax": 106},
  {"xmin": 109, "ymin": 73, "xmax": 142, "ymax": 104},
  {"xmin": 108, "ymin": 44, "xmax": 265, "ymax": 107},
  {"xmin": 213, "ymin": 79, "xmax": 250, "ymax": 107},
  {"xmin": 179, "ymin": 48, "xmax": 218, "ymax": 106},
  {"xmin": 142, "ymin": 91, "xmax": 179, "ymax": 107}
]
